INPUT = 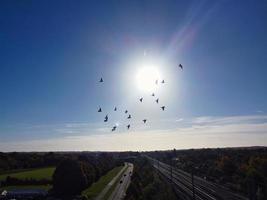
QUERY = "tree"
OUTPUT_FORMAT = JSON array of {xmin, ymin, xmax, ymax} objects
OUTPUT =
[
  {"xmin": 53, "ymin": 159, "xmax": 88, "ymax": 196},
  {"xmin": 217, "ymin": 155, "xmax": 236, "ymax": 176},
  {"xmin": 81, "ymin": 161, "xmax": 95, "ymax": 186}
]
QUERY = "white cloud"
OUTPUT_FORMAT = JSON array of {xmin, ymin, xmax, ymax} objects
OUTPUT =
[
  {"xmin": 192, "ymin": 115, "xmax": 267, "ymax": 125},
  {"xmin": 1, "ymin": 115, "xmax": 267, "ymax": 152},
  {"xmin": 256, "ymin": 110, "xmax": 264, "ymax": 113},
  {"xmin": 175, "ymin": 118, "xmax": 184, "ymax": 122}
]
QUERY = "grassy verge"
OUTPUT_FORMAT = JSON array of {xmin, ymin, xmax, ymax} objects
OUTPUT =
[
  {"xmin": 103, "ymin": 165, "xmax": 129, "ymax": 200},
  {"xmin": 0, "ymin": 167, "xmax": 56, "ymax": 181},
  {"xmin": 82, "ymin": 166, "xmax": 123, "ymax": 199},
  {"xmin": 0, "ymin": 184, "xmax": 52, "ymax": 192},
  {"xmin": 0, "ymin": 168, "xmax": 37, "ymax": 175}
]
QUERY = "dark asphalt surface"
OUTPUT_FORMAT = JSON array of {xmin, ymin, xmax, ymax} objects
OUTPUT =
[{"xmin": 108, "ymin": 163, "xmax": 133, "ymax": 200}]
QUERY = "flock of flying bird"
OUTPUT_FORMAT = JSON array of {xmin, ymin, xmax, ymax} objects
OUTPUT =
[{"xmin": 98, "ymin": 63, "xmax": 183, "ymax": 132}]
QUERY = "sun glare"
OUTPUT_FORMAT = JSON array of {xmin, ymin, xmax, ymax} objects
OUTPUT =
[{"xmin": 136, "ymin": 66, "xmax": 161, "ymax": 92}]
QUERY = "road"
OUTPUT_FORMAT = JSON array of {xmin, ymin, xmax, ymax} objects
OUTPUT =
[
  {"xmin": 147, "ymin": 157, "xmax": 248, "ymax": 200},
  {"xmin": 95, "ymin": 164, "xmax": 127, "ymax": 200},
  {"xmin": 108, "ymin": 163, "xmax": 134, "ymax": 200}
]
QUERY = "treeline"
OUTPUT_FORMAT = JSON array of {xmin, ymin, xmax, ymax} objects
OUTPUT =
[
  {"xmin": 0, "ymin": 151, "xmax": 138, "ymax": 173},
  {"xmin": 146, "ymin": 147, "xmax": 267, "ymax": 199},
  {"xmin": 125, "ymin": 157, "xmax": 177, "ymax": 200},
  {"xmin": 0, "ymin": 152, "xmax": 65, "ymax": 172}
]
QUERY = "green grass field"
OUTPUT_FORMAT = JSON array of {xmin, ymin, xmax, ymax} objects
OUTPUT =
[
  {"xmin": 0, "ymin": 184, "xmax": 52, "ymax": 192},
  {"xmin": 82, "ymin": 166, "xmax": 123, "ymax": 199},
  {"xmin": 0, "ymin": 167, "xmax": 56, "ymax": 181},
  {"xmin": 0, "ymin": 168, "xmax": 34, "ymax": 175}
]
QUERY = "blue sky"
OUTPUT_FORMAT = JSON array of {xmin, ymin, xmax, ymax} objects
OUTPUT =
[{"xmin": 0, "ymin": 0, "xmax": 267, "ymax": 151}]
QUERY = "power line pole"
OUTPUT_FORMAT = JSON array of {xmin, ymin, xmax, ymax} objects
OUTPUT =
[
  {"xmin": 191, "ymin": 168, "xmax": 195, "ymax": 200},
  {"xmin": 170, "ymin": 159, "xmax": 173, "ymax": 183}
]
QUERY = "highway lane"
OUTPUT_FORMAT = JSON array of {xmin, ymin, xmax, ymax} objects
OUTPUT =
[
  {"xmin": 148, "ymin": 157, "xmax": 248, "ymax": 200},
  {"xmin": 95, "ymin": 164, "xmax": 127, "ymax": 200},
  {"xmin": 108, "ymin": 163, "xmax": 133, "ymax": 200}
]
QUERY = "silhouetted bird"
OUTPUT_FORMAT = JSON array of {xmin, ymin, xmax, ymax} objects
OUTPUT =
[
  {"xmin": 128, "ymin": 114, "xmax": 131, "ymax": 119},
  {"xmin": 112, "ymin": 126, "xmax": 117, "ymax": 131},
  {"xmin": 179, "ymin": 64, "xmax": 183, "ymax": 70},
  {"xmin": 99, "ymin": 78, "xmax": 103, "ymax": 82},
  {"xmin": 125, "ymin": 110, "xmax": 128, "ymax": 114},
  {"xmin": 161, "ymin": 106, "xmax": 165, "ymax": 111},
  {"xmin": 104, "ymin": 115, "xmax": 108, "ymax": 122},
  {"xmin": 98, "ymin": 107, "xmax": 102, "ymax": 112},
  {"xmin": 161, "ymin": 80, "xmax": 165, "ymax": 84},
  {"xmin": 114, "ymin": 107, "xmax": 117, "ymax": 111},
  {"xmin": 156, "ymin": 99, "xmax": 159, "ymax": 103},
  {"xmin": 127, "ymin": 124, "xmax": 130, "ymax": 129},
  {"xmin": 152, "ymin": 93, "xmax": 155, "ymax": 97},
  {"xmin": 143, "ymin": 119, "xmax": 147, "ymax": 123},
  {"xmin": 139, "ymin": 98, "xmax": 143, "ymax": 102},
  {"xmin": 155, "ymin": 80, "xmax": 158, "ymax": 84}
]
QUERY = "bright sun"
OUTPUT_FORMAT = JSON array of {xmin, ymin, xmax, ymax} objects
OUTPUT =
[{"xmin": 136, "ymin": 66, "xmax": 161, "ymax": 92}]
